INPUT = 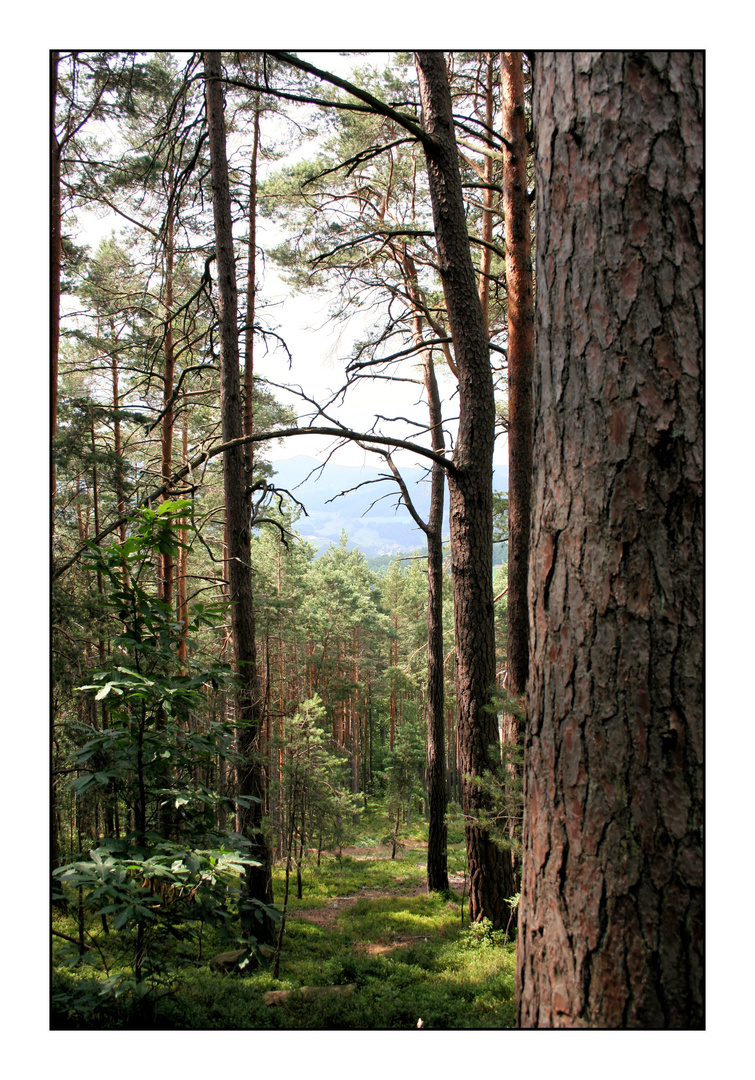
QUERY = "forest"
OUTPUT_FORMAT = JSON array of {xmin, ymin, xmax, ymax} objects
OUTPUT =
[{"xmin": 51, "ymin": 50, "xmax": 703, "ymax": 1031}]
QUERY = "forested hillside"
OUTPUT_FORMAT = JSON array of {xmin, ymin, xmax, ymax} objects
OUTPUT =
[
  {"xmin": 269, "ymin": 456, "xmax": 509, "ymax": 556},
  {"xmin": 51, "ymin": 50, "xmax": 703, "ymax": 1031}
]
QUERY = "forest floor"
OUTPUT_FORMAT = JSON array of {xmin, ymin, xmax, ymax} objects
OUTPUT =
[
  {"xmin": 51, "ymin": 808, "xmax": 517, "ymax": 1030},
  {"xmin": 290, "ymin": 838, "xmax": 467, "ymax": 960}
]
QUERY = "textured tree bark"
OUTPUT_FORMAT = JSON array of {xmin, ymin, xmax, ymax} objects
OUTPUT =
[
  {"xmin": 500, "ymin": 51, "xmax": 534, "ymax": 698},
  {"xmin": 517, "ymin": 51, "xmax": 703, "ymax": 1028},
  {"xmin": 204, "ymin": 50, "xmax": 273, "ymax": 940},
  {"xmin": 477, "ymin": 53, "xmax": 495, "ymax": 334},
  {"xmin": 415, "ymin": 51, "xmax": 512, "ymax": 927}
]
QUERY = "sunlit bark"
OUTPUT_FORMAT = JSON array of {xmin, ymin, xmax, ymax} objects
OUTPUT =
[{"xmin": 518, "ymin": 50, "xmax": 703, "ymax": 1028}]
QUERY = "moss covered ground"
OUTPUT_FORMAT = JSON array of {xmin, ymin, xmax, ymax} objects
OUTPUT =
[{"xmin": 51, "ymin": 804, "xmax": 517, "ymax": 1029}]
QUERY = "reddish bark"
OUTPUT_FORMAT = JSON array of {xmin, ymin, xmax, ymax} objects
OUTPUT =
[
  {"xmin": 517, "ymin": 51, "xmax": 703, "ymax": 1028},
  {"xmin": 477, "ymin": 54, "xmax": 495, "ymax": 332}
]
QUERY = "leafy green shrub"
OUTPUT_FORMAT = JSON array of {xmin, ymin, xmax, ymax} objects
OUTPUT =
[
  {"xmin": 52, "ymin": 506, "xmax": 281, "ymax": 1016},
  {"xmin": 458, "ymin": 916, "xmax": 508, "ymax": 950}
]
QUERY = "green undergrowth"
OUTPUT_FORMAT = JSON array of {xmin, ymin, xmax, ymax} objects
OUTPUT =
[{"xmin": 52, "ymin": 805, "xmax": 516, "ymax": 1030}]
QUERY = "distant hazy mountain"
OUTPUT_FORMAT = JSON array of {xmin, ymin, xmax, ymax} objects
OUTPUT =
[{"xmin": 271, "ymin": 456, "xmax": 509, "ymax": 557}]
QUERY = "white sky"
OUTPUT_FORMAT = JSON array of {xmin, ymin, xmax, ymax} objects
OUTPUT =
[
  {"xmin": 74, "ymin": 50, "xmax": 508, "ymax": 471},
  {"xmin": 240, "ymin": 50, "xmax": 508, "ymax": 468}
]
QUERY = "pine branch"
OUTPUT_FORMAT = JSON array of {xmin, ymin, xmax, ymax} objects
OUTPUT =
[
  {"xmin": 302, "ymin": 138, "xmax": 415, "ymax": 186},
  {"xmin": 266, "ymin": 52, "xmax": 430, "ymax": 146}
]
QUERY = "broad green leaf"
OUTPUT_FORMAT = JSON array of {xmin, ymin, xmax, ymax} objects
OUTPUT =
[
  {"xmin": 113, "ymin": 906, "xmax": 133, "ymax": 930},
  {"xmin": 71, "ymin": 774, "xmax": 97, "ymax": 795},
  {"xmin": 96, "ymin": 903, "xmax": 126, "ymax": 916}
]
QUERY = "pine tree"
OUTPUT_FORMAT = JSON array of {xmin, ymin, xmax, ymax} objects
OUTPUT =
[{"xmin": 517, "ymin": 50, "xmax": 703, "ymax": 1029}]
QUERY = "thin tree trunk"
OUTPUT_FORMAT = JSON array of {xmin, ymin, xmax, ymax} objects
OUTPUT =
[
  {"xmin": 177, "ymin": 391, "xmax": 189, "ymax": 668},
  {"xmin": 244, "ymin": 89, "xmax": 261, "ymax": 486},
  {"xmin": 204, "ymin": 50, "xmax": 273, "ymax": 940},
  {"xmin": 109, "ymin": 334, "xmax": 128, "ymax": 539},
  {"xmin": 51, "ymin": 50, "xmax": 61, "ymax": 525},
  {"xmin": 273, "ymin": 776, "xmax": 298, "ymax": 979},
  {"xmin": 400, "ymin": 249, "xmax": 449, "ymax": 893},
  {"xmin": 351, "ymin": 627, "xmax": 360, "ymax": 821},
  {"xmin": 51, "ymin": 737, "xmax": 62, "ymax": 877},
  {"xmin": 499, "ymin": 49, "xmax": 536, "ymax": 928},
  {"xmin": 391, "ymin": 776, "xmax": 402, "ymax": 860},
  {"xmin": 90, "ymin": 411, "xmax": 104, "ymax": 599},
  {"xmin": 157, "ymin": 206, "xmax": 177, "ymax": 837},
  {"xmin": 517, "ymin": 51, "xmax": 703, "ymax": 1028},
  {"xmin": 75, "ymin": 473, "xmax": 88, "ymax": 544},
  {"xmin": 160, "ymin": 184, "xmax": 176, "ymax": 606},
  {"xmin": 424, "ymin": 369, "xmax": 448, "ymax": 891},
  {"xmin": 389, "ymin": 612, "xmax": 397, "ymax": 750},
  {"xmin": 296, "ymin": 795, "xmax": 306, "ymax": 900},
  {"xmin": 500, "ymin": 51, "xmax": 534, "ymax": 699},
  {"xmin": 477, "ymin": 54, "xmax": 495, "ymax": 333},
  {"xmin": 367, "ymin": 678, "xmax": 373, "ymax": 791},
  {"xmin": 415, "ymin": 50, "xmax": 511, "ymax": 927},
  {"xmin": 446, "ymin": 706, "xmax": 454, "ymax": 803},
  {"xmin": 90, "ymin": 408, "xmax": 117, "ymax": 839}
]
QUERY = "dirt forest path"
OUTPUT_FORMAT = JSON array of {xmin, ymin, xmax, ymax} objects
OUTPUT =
[{"xmin": 291, "ymin": 843, "xmax": 468, "ymax": 953}]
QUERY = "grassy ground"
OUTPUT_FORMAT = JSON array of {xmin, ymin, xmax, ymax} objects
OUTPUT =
[{"xmin": 51, "ymin": 803, "xmax": 517, "ymax": 1029}]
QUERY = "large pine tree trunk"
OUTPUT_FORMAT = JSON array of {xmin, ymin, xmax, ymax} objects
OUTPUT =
[
  {"xmin": 415, "ymin": 51, "xmax": 512, "ymax": 927},
  {"xmin": 517, "ymin": 51, "xmax": 703, "ymax": 1028},
  {"xmin": 204, "ymin": 50, "xmax": 273, "ymax": 939}
]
